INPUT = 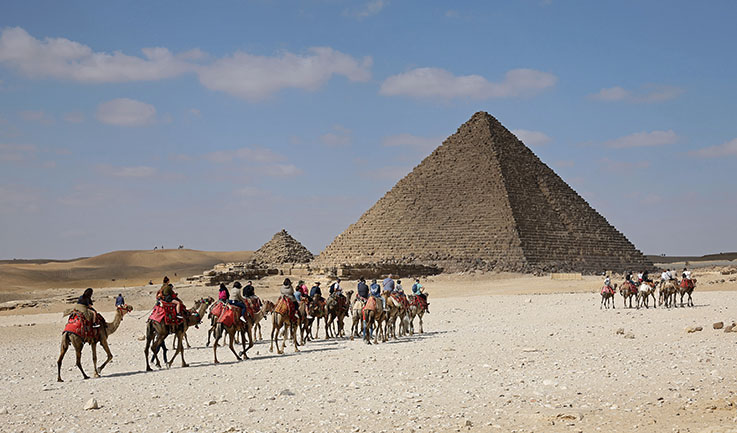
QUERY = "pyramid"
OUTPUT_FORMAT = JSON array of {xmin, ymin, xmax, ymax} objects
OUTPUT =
[
  {"xmin": 252, "ymin": 229, "xmax": 314, "ymax": 264},
  {"xmin": 314, "ymin": 112, "xmax": 652, "ymax": 273}
]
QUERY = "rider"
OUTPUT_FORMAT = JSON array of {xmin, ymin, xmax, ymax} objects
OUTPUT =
[
  {"xmin": 603, "ymin": 274, "xmax": 613, "ymax": 293},
  {"xmin": 309, "ymin": 281, "xmax": 322, "ymax": 299},
  {"xmin": 395, "ymin": 280, "xmax": 404, "ymax": 295},
  {"xmin": 280, "ymin": 278, "xmax": 298, "ymax": 311},
  {"xmin": 370, "ymin": 277, "xmax": 384, "ymax": 308},
  {"xmin": 75, "ymin": 288, "xmax": 98, "ymax": 325},
  {"xmin": 382, "ymin": 274, "xmax": 395, "ymax": 296},
  {"xmin": 642, "ymin": 270, "xmax": 652, "ymax": 284},
  {"xmin": 115, "ymin": 293, "xmax": 125, "ymax": 307},
  {"xmin": 159, "ymin": 282, "xmax": 184, "ymax": 319},
  {"xmin": 661, "ymin": 269, "xmax": 670, "ymax": 285},
  {"xmin": 356, "ymin": 278, "xmax": 369, "ymax": 302},
  {"xmin": 625, "ymin": 270, "xmax": 635, "ymax": 287},
  {"xmin": 329, "ymin": 278, "xmax": 342, "ymax": 295},
  {"xmin": 682, "ymin": 267, "xmax": 692, "ymax": 280},
  {"xmin": 295, "ymin": 280, "xmax": 309, "ymax": 302},
  {"xmin": 411, "ymin": 278, "xmax": 430, "ymax": 313},
  {"xmin": 218, "ymin": 283, "xmax": 229, "ymax": 303},
  {"xmin": 228, "ymin": 281, "xmax": 248, "ymax": 323}
]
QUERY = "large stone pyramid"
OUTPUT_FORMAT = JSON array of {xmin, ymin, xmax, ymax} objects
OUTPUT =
[
  {"xmin": 253, "ymin": 229, "xmax": 314, "ymax": 264},
  {"xmin": 314, "ymin": 112, "xmax": 652, "ymax": 273}
]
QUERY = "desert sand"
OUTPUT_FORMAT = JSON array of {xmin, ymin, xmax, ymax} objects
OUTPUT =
[{"xmin": 1, "ymin": 267, "xmax": 737, "ymax": 433}]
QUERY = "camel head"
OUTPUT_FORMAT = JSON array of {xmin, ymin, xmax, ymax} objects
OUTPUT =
[
  {"xmin": 116, "ymin": 304, "xmax": 134, "ymax": 316},
  {"xmin": 263, "ymin": 300, "xmax": 275, "ymax": 314}
]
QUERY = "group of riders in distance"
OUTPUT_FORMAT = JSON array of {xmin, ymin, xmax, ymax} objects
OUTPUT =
[
  {"xmin": 57, "ymin": 273, "xmax": 431, "ymax": 382},
  {"xmin": 600, "ymin": 267, "xmax": 697, "ymax": 310}
]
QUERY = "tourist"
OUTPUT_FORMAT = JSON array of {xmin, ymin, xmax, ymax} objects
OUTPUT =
[
  {"xmin": 75, "ymin": 288, "xmax": 97, "ymax": 324},
  {"xmin": 642, "ymin": 270, "xmax": 651, "ymax": 283},
  {"xmin": 329, "ymin": 278, "xmax": 342, "ymax": 295},
  {"xmin": 115, "ymin": 293, "xmax": 125, "ymax": 307},
  {"xmin": 280, "ymin": 278, "xmax": 297, "ymax": 310},
  {"xmin": 218, "ymin": 283, "xmax": 229, "ymax": 302},
  {"xmin": 382, "ymin": 274, "xmax": 395, "ymax": 295},
  {"xmin": 243, "ymin": 280, "xmax": 255, "ymax": 298},
  {"xmin": 395, "ymin": 279, "xmax": 404, "ymax": 295},
  {"xmin": 412, "ymin": 279, "xmax": 430, "ymax": 313},
  {"xmin": 309, "ymin": 281, "xmax": 322, "ymax": 299},
  {"xmin": 357, "ymin": 278, "xmax": 369, "ymax": 301},
  {"xmin": 661, "ymin": 269, "xmax": 670, "ymax": 285},
  {"xmin": 682, "ymin": 267, "xmax": 692, "ymax": 280},
  {"xmin": 229, "ymin": 281, "xmax": 247, "ymax": 323},
  {"xmin": 371, "ymin": 277, "xmax": 385, "ymax": 309},
  {"xmin": 159, "ymin": 283, "xmax": 184, "ymax": 319},
  {"xmin": 625, "ymin": 270, "xmax": 635, "ymax": 287}
]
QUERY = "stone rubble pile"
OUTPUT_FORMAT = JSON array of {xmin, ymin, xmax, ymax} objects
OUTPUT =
[{"xmin": 253, "ymin": 229, "xmax": 314, "ymax": 265}]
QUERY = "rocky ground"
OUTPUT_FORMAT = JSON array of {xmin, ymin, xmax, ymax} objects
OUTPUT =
[{"xmin": 1, "ymin": 274, "xmax": 737, "ymax": 433}]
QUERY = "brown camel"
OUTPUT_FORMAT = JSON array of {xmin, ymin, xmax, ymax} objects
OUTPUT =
[
  {"xmin": 253, "ymin": 300, "xmax": 274, "ymax": 341},
  {"xmin": 57, "ymin": 304, "xmax": 133, "ymax": 382},
  {"xmin": 636, "ymin": 282, "xmax": 657, "ymax": 309},
  {"xmin": 144, "ymin": 297, "xmax": 212, "ymax": 371},
  {"xmin": 361, "ymin": 297, "xmax": 381, "ymax": 345},
  {"xmin": 676, "ymin": 278, "xmax": 697, "ymax": 307},
  {"xmin": 619, "ymin": 281, "xmax": 637, "ymax": 308},
  {"xmin": 350, "ymin": 297, "xmax": 366, "ymax": 340},
  {"xmin": 326, "ymin": 290, "xmax": 353, "ymax": 338},
  {"xmin": 659, "ymin": 280, "xmax": 678, "ymax": 307},
  {"xmin": 308, "ymin": 297, "xmax": 327, "ymax": 340},
  {"xmin": 407, "ymin": 294, "xmax": 428, "ymax": 334},
  {"xmin": 212, "ymin": 305, "xmax": 254, "ymax": 364},
  {"xmin": 600, "ymin": 284, "xmax": 616, "ymax": 309},
  {"xmin": 384, "ymin": 294, "xmax": 409, "ymax": 339},
  {"xmin": 269, "ymin": 297, "xmax": 300, "ymax": 354}
]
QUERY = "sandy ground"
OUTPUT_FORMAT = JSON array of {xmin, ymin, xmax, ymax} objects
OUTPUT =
[{"xmin": 1, "ymin": 272, "xmax": 737, "ymax": 433}]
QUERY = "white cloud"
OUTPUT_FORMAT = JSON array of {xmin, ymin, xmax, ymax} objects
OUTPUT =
[
  {"xmin": 97, "ymin": 164, "xmax": 157, "ymax": 177},
  {"xmin": 20, "ymin": 110, "xmax": 53, "ymax": 124},
  {"xmin": 198, "ymin": 47, "xmax": 372, "ymax": 100},
  {"xmin": 0, "ymin": 27, "xmax": 191, "ymax": 83},
  {"xmin": 382, "ymin": 133, "xmax": 441, "ymax": 150},
  {"xmin": 204, "ymin": 146, "xmax": 283, "ymax": 164},
  {"xmin": 693, "ymin": 138, "xmax": 737, "ymax": 158},
  {"xmin": 63, "ymin": 112, "xmax": 84, "ymax": 123},
  {"xmin": 261, "ymin": 163, "xmax": 302, "ymax": 177},
  {"xmin": 320, "ymin": 125, "xmax": 352, "ymax": 147},
  {"xmin": 603, "ymin": 130, "xmax": 678, "ymax": 148},
  {"xmin": 96, "ymin": 98, "xmax": 156, "ymax": 126},
  {"xmin": 589, "ymin": 85, "xmax": 683, "ymax": 103},
  {"xmin": 380, "ymin": 67, "xmax": 557, "ymax": 100},
  {"xmin": 511, "ymin": 129, "xmax": 552, "ymax": 146},
  {"xmin": 0, "ymin": 143, "xmax": 37, "ymax": 161},
  {"xmin": 348, "ymin": 0, "xmax": 388, "ymax": 19}
]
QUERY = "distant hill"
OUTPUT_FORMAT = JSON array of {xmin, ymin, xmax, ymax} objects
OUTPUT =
[
  {"xmin": 0, "ymin": 249, "xmax": 253, "ymax": 300},
  {"xmin": 647, "ymin": 252, "xmax": 737, "ymax": 264}
]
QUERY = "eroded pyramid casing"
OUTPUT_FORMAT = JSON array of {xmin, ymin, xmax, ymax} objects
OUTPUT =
[{"xmin": 314, "ymin": 112, "xmax": 652, "ymax": 273}]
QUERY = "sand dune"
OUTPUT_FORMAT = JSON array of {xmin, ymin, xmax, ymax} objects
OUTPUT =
[{"xmin": 0, "ymin": 249, "xmax": 253, "ymax": 302}]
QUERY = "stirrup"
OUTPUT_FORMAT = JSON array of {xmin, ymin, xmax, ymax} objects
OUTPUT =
[{"xmin": 239, "ymin": 316, "xmax": 247, "ymax": 323}]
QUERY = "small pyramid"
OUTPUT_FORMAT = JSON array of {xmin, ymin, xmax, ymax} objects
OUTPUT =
[
  {"xmin": 253, "ymin": 229, "xmax": 314, "ymax": 264},
  {"xmin": 314, "ymin": 111, "xmax": 652, "ymax": 273}
]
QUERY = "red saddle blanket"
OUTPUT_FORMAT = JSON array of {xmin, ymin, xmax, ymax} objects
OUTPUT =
[
  {"xmin": 210, "ymin": 300, "xmax": 226, "ymax": 318},
  {"xmin": 391, "ymin": 293, "xmax": 410, "ymax": 309},
  {"xmin": 410, "ymin": 295, "xmax": 428, "ymax": 310},
  {"xmin": 245, "ymin": 297, "xmax": 261, "ymax": 314},
  {"xmin": 363, "ymin": 296, "xmax": 378, "ymax": 312},
  {"xmin": 217, "ymin": 305, "xmax": 241, "ymax": 328},
  {"xmin": 274, "ymin": 297, "xmax": 297, "ymax": 320},
  {"xmin": 601, "ymin": 286, "xmax": 615, "ymax": 295},
  {"xmin": 149, "ymin": 301, "xmax": 182, "ymax": 325},
  {"xmin": 680, "ymin": 279, "xmax": 694, "ymax": 289},
  {"xmin": 63, "ymin": 311, "xmax": 96, "ymax": 341}
]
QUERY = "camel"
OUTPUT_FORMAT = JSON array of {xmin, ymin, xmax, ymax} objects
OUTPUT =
[
  {"xmin": 385, "ymin": 294, "xmax": 411, "ymax": 338},
  {"xmin": 600, "ymin": 284, "xmax": 616, "ymax": 309},
  {"xmin": 269, "ymin": 297, "xmax": 300, "ymax": 354},
  {"xmin": 360, "ymin": 297, "xmax": 382, "ymax": 345},
  {"xmin": 57, "ymin": 304, "xmax": 133, "ymax": 382},
  {"xmin": 636, "ymin": 282, "xmax": 658, "ymax": 309},
  {"xmin": 212, "ymin": 304, "xmax": 254, "ymax": 364},
  {"xmin": 325, "ymin": 290, "xmax": 354, "ymax": 339},
  {"xmin": 144, "ymin": 297, "xmax": 212, "ymax": 371},
  {"xmin": 407, "ymin": 294, "xmax": 428, "ymax": 334},
  {"xmin": 350, "ymin": 297, "xmax": 366, "ymax": 340},
  {"xmin": 308, "ymin": 297, "xmax": 327, "ymax": 340},
  {"xmin": 254, "ymin": 300, "xmax": 274, "ymax": 341},
  {"xmin": 658, "ymin": 280, "xmax": 679, "ymax": 308},
  {"xmin": 619, "ymin": 281, "xmax": 637, "ymax": 308},
  {"xmin": 676, "ymin": 278, "xmax": 697, "ymax": 307}
]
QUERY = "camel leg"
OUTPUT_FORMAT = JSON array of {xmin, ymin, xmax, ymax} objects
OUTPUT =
[
  {"xmin": 151, "ymin": 332, "xmax": 167, "ymax": 369},
  {"xmin": 242, "ymin": 326, "xmax": 253, "ymax": 359},
  {"xmin": 292, "ymin": 322, "xmax": 300, "ymax": 353},
  {"xmin": 184, "ymin": 333, "xmax": 191, "ymax": 349},
  {"xmin": 74, "ymin": 339, "xmax": 89, "ymax": 380},
  {"xmin": 270, "ymin": 317, "xmax": 277, "ymax": 353},
  {"xmin": 213, "ymin": 324, "xmax": 222, "ymax": 364},
  {"xmin": 57, "ymin": 333, "xmax": 71, "ymax": 382},
  {"xmin": 228, "ymin": 329, "xmax": 241, "ymax": 361},
  {"xmin": 97, "ymin": 338, "xmax": 114, "ymax": 373},
  {"xmin": 176, "ymin": 333, "xmax": 188, "ymax": 368},
  {"xmin": 419, "ymin": 312, "xmax": 424, "ymax": 333},
  {"xmin": 91, "ymin": 343, "xmax": 100, "ymax": 378}
]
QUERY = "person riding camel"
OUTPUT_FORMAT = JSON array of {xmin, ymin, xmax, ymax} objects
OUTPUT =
[
  {"xmin": 411, "ymin": 278, "xmax": 430, "ymax": 313},
  {"xmin": 395, "ymin": 279, "xmax": 404, "ymax": 295},
  {"xmin": 624, "ymin": 271, "xmax": 635, "ymax": 287},
  {"xmin": 329, "ymin": 278, "xmax": 342, "ymax": 295},
  {"xmin": 370, "ymin": 277, "xmax": 385, "ymax": 308},
  {"xmin": 357, "ymin": 278, "xmax": 369, "ymax": 303},
  {"xmin": 294, "ymin": 280, "xmax": 308, "ymax": 303},
  {"xmin": 382, "ymin": 274, "xmax": 395, "ymax": 296},
  {"xmin": 280, "ymin": 278, "xmax": 297, "ymax": 311},
  {"xmin": 603, "ymin": 275, "xmax": 613, "ymax": 294},
  {"xmin": 310, "ymin": 281, "xmax": 322, "ymax": 300},
  {"xmin": 74, "ymin": 288, "xmax": 99, "ymax": 326},
  {"xmin": 218, "ymin": 283, "xmax": 229, "ymax": 303},
  {"xmin": 228, "ymin": 281, "xmax": 248, "ymax": 323},
  {"xmin": 158, "ymin": 282, "xmax": 184, "ymax": 319},
  {"xmin": 641, "ymin": 270, "xmax": 652, "ymax": 284}
]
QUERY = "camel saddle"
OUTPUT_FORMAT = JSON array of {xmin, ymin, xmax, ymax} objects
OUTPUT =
[
  {"xmin": 410, "ymin": 295, "xmax": 428, "ymax": 311},
  {"xmin": 149, "ymin": 301, "xmax": 184, "ymax": 325},
  {"xmin": 210, "ymin": 300, "xmax": 227, "ymax": 318},
  {"xmin": 680, "ymin": 279, "xmax": 694, "ymax": 289},
  {"xmin": 274, "ymin": 296, "xmax": 298, "ymax": 321},
  {"xmin": 363, "ymin": 296, "xmax": 378, "ymax": 312},
  {"xmin": 601, "ymin": 285, "xmax": 615, "ymax": 295},
  {"xmin": 391, "ymin": 293, "xmax": 410, "ymax": 309},
  {"xmin": 245, "ymin": 297, "xmax": 261, "ymax": 314},
  {"xmin": 217, "ymin": 305, "xmax": 242, "ymax": 328},
  {"xmin": 63, "ymin": 311, "xmax": 103, "ymax": 341}
]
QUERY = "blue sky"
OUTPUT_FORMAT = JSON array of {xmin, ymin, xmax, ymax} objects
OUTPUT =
[{"xmin": 1, "ymin": 0, "xmax": 736, "ymax": 259}]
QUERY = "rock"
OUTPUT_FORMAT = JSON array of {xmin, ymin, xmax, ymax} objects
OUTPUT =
[
  {"xmin": 0, "ymin": 407, "xmax": 8, "ymax": 415},
  {"xmin": 279, "ymin": 389, "xmax": 295, "ymax": 396},
  {"xmin": 84, "ymin": 398, "xmax": 99, "ymax": 410},
  {"xmin": 615, "ymin": 328, "xmax": 625, "ymax": 335},
  {"xmin": 725, "ymin": 325, "xmax": 734, "ymax": 333},
  {"xmin": 463, "ymin": 419, "xmax": 473, "ymax": 427},
  {"xmin": 555, "ymin": 412, "xmax": 583, "ymax": 421},
  {"xmin": 713, "ymin": 322, "xmax": 724, "ymax": 329},
  {"xmin": 206, "ymin": 400, "xmax": 217, "ymax": 406},
  {"xmin": 624, "ymin": 332, "xmax": 635, "ymax": 339},
  {"xmin": 685, "ymin": 326, "xmax": 703, "ymax": 333}
]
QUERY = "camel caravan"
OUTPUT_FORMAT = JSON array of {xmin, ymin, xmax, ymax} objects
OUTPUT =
[
  {"xmin": 57, "ymin": 274, "xmax": 430, "ymax": 382},
  {"xmin": 599, "ymin": 268, "xmax": 697, "ymax": 310}
]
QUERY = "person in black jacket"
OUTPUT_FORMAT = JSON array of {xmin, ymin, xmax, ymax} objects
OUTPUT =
[{"xmin": 356, "ymin": 278, "xmax": 369, "ymax": 301}]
